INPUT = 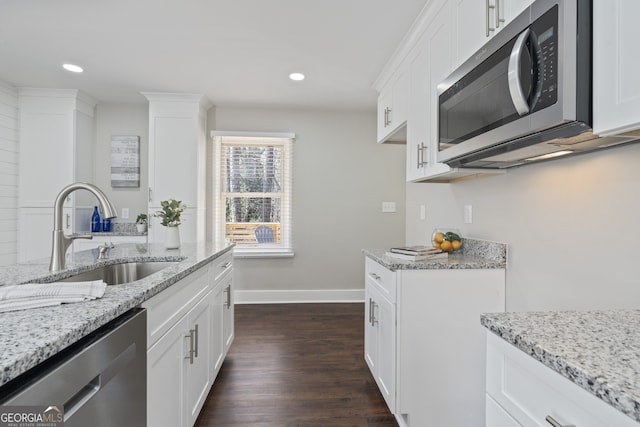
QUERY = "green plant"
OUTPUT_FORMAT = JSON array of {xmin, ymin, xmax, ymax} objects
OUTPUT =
[
  {"xmin": 135, "ymin": 213, "xmax": 148, "ymax": 225},
  {"xmin": 154, "ymin": 199, "xmax": 187, "ymax": 227}
]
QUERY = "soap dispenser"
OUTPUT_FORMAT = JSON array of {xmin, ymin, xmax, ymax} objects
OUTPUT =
[{"xmin": 91, "ymin": 206, "xmax": 101, "ymax": 232}]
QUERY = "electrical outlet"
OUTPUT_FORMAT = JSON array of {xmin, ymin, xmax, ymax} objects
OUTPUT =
[
  {"xmin": 420, "ymin": 204, "xmax": 426, "ymax": 220},
  {"xmin": 122, "ymin": 208, "xmax": 130, "ymax": 219}
]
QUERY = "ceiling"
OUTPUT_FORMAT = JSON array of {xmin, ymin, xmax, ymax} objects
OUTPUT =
[{"xmin": 0, "ymin": 0, "xmax": 428, "ymax": 111}]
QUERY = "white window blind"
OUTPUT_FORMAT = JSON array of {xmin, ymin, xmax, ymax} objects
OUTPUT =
[{"xmin": 212, "ymin": 132, "xmax": 294, "ymax": 257}]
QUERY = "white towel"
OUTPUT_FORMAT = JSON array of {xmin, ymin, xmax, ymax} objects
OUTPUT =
[{"xmin": 0, "ymin": 280, "xmax": 107, "ymax": 313}]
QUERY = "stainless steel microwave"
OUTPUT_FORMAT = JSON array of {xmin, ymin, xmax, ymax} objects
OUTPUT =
[{"xmin": 437, "ymin": 0, "xmax": 603, "ymax": 169}]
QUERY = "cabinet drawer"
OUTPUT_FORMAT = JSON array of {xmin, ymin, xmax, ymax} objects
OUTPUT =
[
  {"xmin": 210, "ymin": 251, "xmax": 233, "ymax": 284},
  {"xmin": 365, "ymin": 257, "xmax": 396, "ymax": 303},
  {"xmin": 142, "ymin": 266, "xmax": 210, "ymax": 348},
  {"xmin": 486, "ymin": 332, "xmax": 639, "ymax": 427}
]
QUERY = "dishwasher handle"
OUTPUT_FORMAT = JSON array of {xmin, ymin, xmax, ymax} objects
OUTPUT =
[{"xmin": 64, "ymin": 342, "xmax": 137, "ymax": 422}]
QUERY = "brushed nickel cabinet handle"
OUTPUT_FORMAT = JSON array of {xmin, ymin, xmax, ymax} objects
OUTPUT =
[
  {"xmin": 185, "ymin": 329, "xmax": 195, "ymax": 364},
  {"xmin": 496, "ymin": 0, "xmax": 504, "ymax": 27},
  {"xmin": 486, "ymin": 0, "xmax": 496, "ymax": 36},
  {"xmin": 371, "ymin": 301, "xmax": 379, "ymax": 325},
  {"xmin": 545, "ymin": 415, "xmax": 576, "ymax": 427},
  {"xmin": 194, "ymin": 324, "xmax": 199, "ymax": 358}
]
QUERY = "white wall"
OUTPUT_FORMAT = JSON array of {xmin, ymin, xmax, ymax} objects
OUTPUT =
[
  {"xmin": 213, "ymin": 106, "xmax": 406, "ymax": 302},
  {"xmin": 406, "ymin": 143, "xmax": 640, "ymax": 311},
  {"xmin": 0, "ymin": 81, "xmax": 19, "ymax": 265},
  {"xmin": 94, "ymin": 104, "xmax": 149, "ymax": 222}
]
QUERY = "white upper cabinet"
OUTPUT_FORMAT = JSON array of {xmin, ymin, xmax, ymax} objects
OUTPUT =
[
  {"xmin": 142, "ymin": 93, "xmax": 211, "ymax": 244},
  {"xmin": 454, "ymin": 0, "xmax": 533, "ymax": 68},
  {"xmin": 593, "ymin": 0, "xmax": 640, "ymax": 136},
  {"xmin": 402, "ymin": 1, "xmax": 505, "ymax": 182},
  {"xmin": 17, "ymin": 89, "xmax": 96, "ymax": 261},
  {"xmin": 406, "ymin": 2, "xmax": 458, "ymax": 181},
  {"xmin": 376, "ymin": 63, "xmax": 409, "ymax": 143}
]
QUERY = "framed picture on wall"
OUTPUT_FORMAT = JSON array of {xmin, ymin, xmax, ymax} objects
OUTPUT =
[{"xmin": 110, "ymin": 135, "xmax": 140, "ymax": 188}]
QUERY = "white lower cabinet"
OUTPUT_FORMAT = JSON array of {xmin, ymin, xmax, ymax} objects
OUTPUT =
[
  {"xmin": 211, "ymin": 268, "xmax": 234, "ymax": 376},
  {"xmin": 147, "ymin": 313, "xmax": 188, "ymax": 427},
  {"xmin": 144, "ymin": 252, "xmax": 234, "ymax": 427},
  {"xmin": 486, "ymin": 332, "xmax": 640, "ymax": 427},
  {"xmin": 365, "ymin": 276, "xmax": 396, "ymax": 412},
  {"xmin": 364, "ymin": 257, "xmax": 505, "ymax": 427}
]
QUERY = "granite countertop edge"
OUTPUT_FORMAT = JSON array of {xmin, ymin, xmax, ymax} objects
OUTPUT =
[
  {"xmin": 0, "ymin": 241, "xmax": 234, "ymax": 388},
  {"xmin": 481, "ymin": 311, "xmax": 640, "ymax": 423},
  {"xmin": 363, "ymin": 238, "xmax": 507, "ymax": 270}
]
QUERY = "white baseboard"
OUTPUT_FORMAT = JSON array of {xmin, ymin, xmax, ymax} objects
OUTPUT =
[{"xmin": 234, "ymin": 289, "xmax": 364, "ymax": 304}]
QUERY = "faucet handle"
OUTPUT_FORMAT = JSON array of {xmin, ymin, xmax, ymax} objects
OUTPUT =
[
  {"xmin": 97, "ymin": 243, "xmax": 114, "ymax": 259},
  {"xmin": 68, "ymin": 233, "xmax": 93, "ymax": 240}
]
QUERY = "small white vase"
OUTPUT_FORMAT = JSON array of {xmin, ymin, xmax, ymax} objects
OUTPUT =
[
  {"xmin": 164, "ymin": 225, "xmax": 181, "ymax": 249},
  {"xmin": 136, "ymin": 223, "xmax": 147, "ymax": 233}
]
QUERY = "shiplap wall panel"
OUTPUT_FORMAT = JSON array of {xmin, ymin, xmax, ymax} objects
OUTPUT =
[{"xmin": 0, "ymin": 81, "xmax": 19, "ymax": 265}]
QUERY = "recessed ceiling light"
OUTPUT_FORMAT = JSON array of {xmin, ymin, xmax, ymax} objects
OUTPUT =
[
  {"xmin": 289, "ymin": 72, "xmax": 305, "ymax": 81},
  {"xmin": 62, "ymin": 63, "xmax": 84, "ymax": 73}
]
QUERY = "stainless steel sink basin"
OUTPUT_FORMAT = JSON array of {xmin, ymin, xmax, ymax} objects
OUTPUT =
[{"xmin": 59, "ymin": 261, "xmax": 178, "ymax": 285}]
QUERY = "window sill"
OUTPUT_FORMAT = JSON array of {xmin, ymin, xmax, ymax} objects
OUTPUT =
[{"xmin": 233, "ymin": 249, "xmax": 295, "ymax": 259}]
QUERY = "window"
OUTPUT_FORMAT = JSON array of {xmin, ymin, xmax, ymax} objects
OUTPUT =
[{"xmin": 212, "ymin": 132, "xmax": 294, "ymax": 257}]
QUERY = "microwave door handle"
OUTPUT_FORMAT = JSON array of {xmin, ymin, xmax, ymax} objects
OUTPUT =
[{"xmin": 508, "ymin": 28, "xmax": 531, "ymax": 116}]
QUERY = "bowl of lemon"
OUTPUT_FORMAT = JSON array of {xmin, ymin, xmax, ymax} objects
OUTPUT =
[{"xmin": 431, "ymin": 229, "xmax": 462, "ymax": 253}]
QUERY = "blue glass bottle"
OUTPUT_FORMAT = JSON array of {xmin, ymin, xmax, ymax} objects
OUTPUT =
[
  {"xmin": 102, "ymin": 218, "xmax": 111, "ymax": 232},
  {"xmin": 91, "ymin": 206, "xmax": 101, "ymax": 232}
]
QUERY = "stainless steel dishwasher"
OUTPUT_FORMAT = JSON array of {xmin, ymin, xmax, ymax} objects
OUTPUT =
[{"xmin": 0, "ymin": 308, "xmax": 146, "ymax": 426}]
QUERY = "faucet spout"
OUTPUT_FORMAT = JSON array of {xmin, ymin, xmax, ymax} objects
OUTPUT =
[{"xmin": 49, "ymin": 183, "xmax": 117, "ymax": 271}]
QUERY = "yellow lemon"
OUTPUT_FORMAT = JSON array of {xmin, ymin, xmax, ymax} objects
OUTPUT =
[
  {"xmin": 433, "ymin": 232, "xmax": 444, "ymax": 244},
  {"xmin": 452, "ymin": 240, "xmax": 461, "ymax": 250},
  {"xmin": 432, "ymin": 242, "xmax": 441, "ymax": 249},
  {"xmin": 440, "ymin": 241, "xmax": 453, "ymax": 252}
]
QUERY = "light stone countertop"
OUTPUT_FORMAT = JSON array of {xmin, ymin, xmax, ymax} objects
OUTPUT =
[
  {"xmin": 0, "ymin": 241, "xmax": 234, "ymax": 388},
  {"xmin": 481, "ymin": 310, "xmax": 640, "ymax": 423},
  {"xmin": 363, "ymin": 238, "xmax": 507, "ymax": 270}
]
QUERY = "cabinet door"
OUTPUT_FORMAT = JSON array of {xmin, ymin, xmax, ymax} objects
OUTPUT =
[
  {"xmin": 377, "ymin": 86, "xmax": 393, "ymax": 143},
  {"xmin": 377, "ymin": 65, "xmax": 409, "ymax": 143},
  {"xmin": 374, "ymin": 289, "xmax": 396, "ymax": 413},
  {"xmin": 423, "ymin": 1, "xmax": 458, "ymax": 178},
  {"xmin": 406, "ymin": 35, "xmax": 430, "ymax": 182},
  {"xmin": 397, "ymin": 269, "xmax": 505, "ymax": 425},
  {"xmin": 185, "ymin": 293, "xmax": 213, "ymax": 427},
  {"xmin": 222, "ymin": 276, "xmax": 235, "ymax": 352},
  {"xmin": 593, "ymin": 0, "xmax": 640, "ymax": 136},
  {"xmin": 391, "ymin": 69, "xmax": 409, "ymax": 132},
  {"xmin": 454, "ymin": 0, "xmax": 488, "ymax": 67},
  {"xmin": 365, "ymin": 281, "xmax": 396, "ymax": 413},
  {"xmin": 364, "ymin": 284, "xmax": 378, "ymax": 376},
  {"xmin": 454, "ymin": 0, "xmax": 532, "ymax": 67},
  {"xmin": 147, "ymin": 315, "xmax": 189, "ymax": 427},
  {"xmin": 211, "ymin": 281, "xmax": 225, "ymax": 376},
  {"xmin": 211, "ymin": 269, "xmax": 234, "ymax": 377}
]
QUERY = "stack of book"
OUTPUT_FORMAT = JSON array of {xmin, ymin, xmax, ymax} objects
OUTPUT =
[{"xmin": 385, "ymin": 245, "xmax": 448, "ymax": 261}]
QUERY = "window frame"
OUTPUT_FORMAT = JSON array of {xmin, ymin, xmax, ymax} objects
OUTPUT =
[{"xmin": 212, "ymin": 131, "xmax": 294, "ymax": 258}]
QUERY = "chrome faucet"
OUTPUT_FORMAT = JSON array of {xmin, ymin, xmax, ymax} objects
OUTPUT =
[{"xmin": 49, "ymin": 183, "xmax": 117, "ymax": 271}]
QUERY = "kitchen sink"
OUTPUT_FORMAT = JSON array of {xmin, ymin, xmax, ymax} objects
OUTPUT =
[{"xmin": 58, "ymin": 261, "xmax": 179, "ymax": 285}]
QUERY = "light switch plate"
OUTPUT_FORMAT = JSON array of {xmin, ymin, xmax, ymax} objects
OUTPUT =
[
  {"xmin": 382, "ymin": 202, "xmax": 396, "ymax": 213},
  {"xmin": 464, "ymin": 205, "xmax": 473, "ymax": 223},
  {"xmin": 122, "ymin": 208, "xmax": 130, "ymax": 219}
]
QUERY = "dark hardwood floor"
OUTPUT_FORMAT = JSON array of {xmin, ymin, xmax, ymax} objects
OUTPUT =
[{"xmin": 194, "ymin": 303, "xmax": 398, "ymax": 427}]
